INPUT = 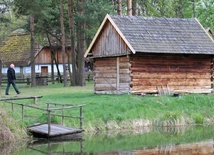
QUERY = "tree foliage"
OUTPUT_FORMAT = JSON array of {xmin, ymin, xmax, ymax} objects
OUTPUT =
[{"xmin": 1, "ymin": 0, "xmax": 213, "ymax": 86}]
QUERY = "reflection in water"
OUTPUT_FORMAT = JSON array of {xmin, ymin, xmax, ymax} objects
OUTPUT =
[
  {"xmin": 133, "ymin": 140, "xmax": 213, "ymax": 155},
  {"xmin": 1, "ymin": 125, "xmax": 214, "ymax": 155},
  {"xmin": 28, "ymin": 140, "xmax": 84, "ymax": 155}
]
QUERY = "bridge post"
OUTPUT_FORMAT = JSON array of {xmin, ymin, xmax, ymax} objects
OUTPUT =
[
  {"xmin": 62, "ymin": 105, "xmax": 64, "ymax": 125},
  {"xmin": 12, "ymin": 103, "xmax": 14, "ymax": 112},
  {"xmin": 21, "ymin": 104, "xmax": 24, "ymax": 122},
  {"xmin": 48, "ymin": 110, "xmax": 51, "ymax": 136},
  {"xmin": 80, "ymin": 106, "xmax": 82, "ymax": 129}
]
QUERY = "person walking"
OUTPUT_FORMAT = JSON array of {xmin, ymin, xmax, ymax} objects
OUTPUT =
[{"xmin": 5, "ymin": 64, "xmax": 21, "ymax": 95}]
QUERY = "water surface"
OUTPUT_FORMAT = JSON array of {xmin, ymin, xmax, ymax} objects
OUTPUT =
[{"xmin": 2, "ymin": 125, "xmax": 214, "ymax": 155}]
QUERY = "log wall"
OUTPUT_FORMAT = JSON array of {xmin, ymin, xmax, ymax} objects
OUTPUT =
[
  {"xmin": 130, "ymin": 53, "xmax": 213, "ymax": 94},
  {"xmin": 94, "ymin": 56, "xmax": 130, "ymax": 94}
]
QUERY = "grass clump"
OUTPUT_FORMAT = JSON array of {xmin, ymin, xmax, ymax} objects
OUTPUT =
[
  {"xmin": 193, "ymin": 114, "xmax": 204, "ymax": 124},
  {"xmin": 0, "ymin": 106, "xmax": 28, "ymax": 143}
]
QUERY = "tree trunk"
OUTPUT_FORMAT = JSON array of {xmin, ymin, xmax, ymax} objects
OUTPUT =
[
  {"xmin": 192, "ymin": 0, "xmax": 196, "ymax": 18},
  {"xmin": 0, "ymin": 59, "xmax": 2, "ymax": 93},
  {"xmin": 60, "ymin": 0, "xmax": 67, "ymax": 87},
  {"xmin": 127, "ymin": 0, "xmax": 132, "ymax": 16},
  {"xmin": 118, "ymin": 0, "xmax": 122, "ymax": 15},
  {"xmin": 30, "ymin": 14, "xmax": 36, "ymax": 87},
  {"xmin": 76, "ymin": 0, "xmax": 85, "ymax": 86},
  {"xmin": 68, "ymin": 0, "xmax": 77, "ymax": 86},
  {"xmin": 178, "ymin": 0, "xmax": 184, "ymax": 18},
  {"xmin": 132, "ymin": 0, "xmax": 138, "ymax": 16},
  {"xmin": 66, "ymin": 49, "xmax": 72, "ymax": 86},
  {"xmin": 46, "ymin": 32, "xmax": 63, "ymax": 84}
]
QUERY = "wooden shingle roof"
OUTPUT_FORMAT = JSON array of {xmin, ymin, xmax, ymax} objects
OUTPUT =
[
  {"xmin": 0, "ymin": 32, "xmax": 31, "ymax": 66},
  {"xmin": 85, "ymin": 14, "xmax": 214, "ymax": 57}
]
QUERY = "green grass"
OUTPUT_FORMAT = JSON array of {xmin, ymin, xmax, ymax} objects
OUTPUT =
[{"xmin": 0, "ymin": 82, "xmax": 214, "ymax": 132}]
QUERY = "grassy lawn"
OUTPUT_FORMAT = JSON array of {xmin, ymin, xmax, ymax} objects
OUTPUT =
[{"xmin": 0, "ymin": 82, "xmax": 214, "ymax": 132}]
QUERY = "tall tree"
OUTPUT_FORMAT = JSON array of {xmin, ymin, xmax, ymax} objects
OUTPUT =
[
  {"xmin": 127, "ymin": 0, "xmax": 132, "ymax": 15},
  {"xmin": 118, "ymin": 0, "xmax": 122, "ymax": 15},
  {"xmin": 196, "ymin": 0, "xmax": 214, "ymax": 30},
  {"xmin": 68, "ymin": 0, "xmax": 77, "ymax": 86},
  {"xmin": 0, "ymin": 58, "xmax": 2, "ymax": 93},
  {"xmin": 13, "ymin": 0, "xmax": 53, "ymax": 87},
  {"xmin": 76, "ymin": 0, "xmax": 85, "ymax": 86},
  {"xmin": 0, "ymin": 0, "xmax": 11, "ymax": 43},
  {"xmin": 132, "ymin": 0, "xmax": 139, "ymax": 16},
  {"xmin": 191, "ymin": 0, "xmax": 196, "ymax": 17},
  {"xmin": 30, "ymin": 14, "xmax": 36, "ymax": 87},
  {"xmin": 60, "ymin": 0, "xmax": 67, "ymax": 87}
]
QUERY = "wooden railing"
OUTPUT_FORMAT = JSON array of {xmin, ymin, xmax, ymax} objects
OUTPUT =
[
  {"xmin": 46, "ymin": 103, "xmax": 85, "ymax": 131},
  {"xmin": 1, "ymin": 99, "xmax": 85, "ymax": 135},
  {"xmin": 1, "ymin": 78, "xmax": 31, "ymax": 85},
  {"xmin": 1, "ymin": 71, "xmax": 94, "ymax": 85}
]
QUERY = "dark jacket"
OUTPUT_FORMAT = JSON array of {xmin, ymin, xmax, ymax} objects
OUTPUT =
[{"xmin": 7, "ymin": 67, "xmax": 16, "ymax": 81}]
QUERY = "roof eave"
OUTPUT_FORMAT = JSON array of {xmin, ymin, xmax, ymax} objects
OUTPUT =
[{"xmin": 194, "ymin": 18, "xmax": 214, "ymax": 43}]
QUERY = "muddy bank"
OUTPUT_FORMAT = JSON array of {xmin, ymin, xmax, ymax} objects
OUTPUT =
[{"xmin": 84, "ymin": 116, "xmax": 214, "ymax": 132}]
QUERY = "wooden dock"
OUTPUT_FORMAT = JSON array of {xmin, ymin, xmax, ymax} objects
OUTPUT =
[
  {"xmin": 1, "ymin": 99, "xmax": 85, "ymax": 139},
  {"xmin": 28, "ymin": 124, "xmax": 84, "ymax": 138}
]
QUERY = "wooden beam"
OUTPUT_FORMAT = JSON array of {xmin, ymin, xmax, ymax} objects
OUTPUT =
[
  {"xmin": 117, "ymin": 57, "xmax": 120, "ymax": 90},
  {"xmin": 0, "ymin": 96, "xmax": 43, "ymax": 104}
]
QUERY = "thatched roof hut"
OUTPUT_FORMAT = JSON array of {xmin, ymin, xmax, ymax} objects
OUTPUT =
[{"xmin": 0, "ymin": 29, "xmax": 31, "ymax": 67}]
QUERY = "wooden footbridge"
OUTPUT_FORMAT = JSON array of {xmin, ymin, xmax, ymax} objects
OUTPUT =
[{"xmin": 0, "ymin": 96, "xmax": 85, "ymax": 138}]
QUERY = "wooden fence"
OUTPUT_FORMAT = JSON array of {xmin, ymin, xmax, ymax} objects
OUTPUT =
[
  {"xmin": 1, "ymin": 72, "xmax": 94, "ymax": 85},
  {"xmin": 1, "ymin": 78, "xmax": 31, "ymax": 85}
]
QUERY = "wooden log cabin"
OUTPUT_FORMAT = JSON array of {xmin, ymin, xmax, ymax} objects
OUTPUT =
[
  {"xmin": 84, "ymin": 14, "xmax": 214, "ymax": 94},
  {"xmin": 34, "ymin": 46, "xmax": 72, "ymax": 76}
]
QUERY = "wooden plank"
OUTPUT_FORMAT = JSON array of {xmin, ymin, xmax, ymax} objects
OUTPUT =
[
  {"xmin": 131, "ymin": 89, "xmax": 212, "ymax": 94},
  {"xmin": 131, "ymin": 85, "xmax": 211, "ymax": 91},
  {"xmin": 117, "ymin": 57, "xmax": 119, "ymax": 90},
  {"xmin": 95, "ymin": 83, "xmax": 117, "ymax": 88},
  {"xmin": 130, "ymin": 59, "xmax": 212, "ymax": 66},
  {"xmin": 131, "ymin": 78, "xmax": 211, "ymax": 85},
  {"xmin": 0, "ymin": 96, "xmax": 43, "ymax": 104},
  {"xmin": 94, "ymin": 78, "xmax": 116, "ymax": 84},
  {"xmin": 119, "ymin": 56, "xmax": 129, "ymax": 61},
  {"xmin": 95, "ymin": 84, "xmax": 117, "ymax": 91},
  {"xmin": 130, "ymin": 53, "xmax": 212, "ymax": 60},
  {"xmin": 119, "ymin": 83, "xmax": 130, "ymax": 88},
  {"xmin": 119, "ymin": 77, "xmax": 131, "ymax": 83},
  {"xmin": 131, "ymin": 72, "xmax": 211, "ymax": 79},
  {"xmin": 131, "ymin": 67, "xmax": 211, "ymax": 73},
  {"xmin": 0, "ymin": 96, "xmax": 43, "ymax": 101},
  {"xmin": 95, "ymin": 90, "xmax": 127, "ymax": 94},
  {"xmin": 95, "ymin": 73, "xmax": 117, "ymax": 78},
  {"xmin": 174, "ymin": 89, "xmax": 212, "ymax": 93},
  {"xmin": 119, "ymin": 69, "xmax": 130, "ymax": 74},
  {"xmin": 28, "ymin": 124, "xmax": 83, "ymax": 137},
  {"xmin": 94, "ymin": 67, "xmax": 117, "ymax": 71},
  {"xmin": 119, "ymin": 63, "xmax": 131, "ymax": 69},
  {"xmin": 130, "ymin": 63, "xmax": 211, "ymax": 69}
]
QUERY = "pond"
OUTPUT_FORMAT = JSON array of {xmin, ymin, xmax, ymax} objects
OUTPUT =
[{"xmin": 1, "ymin": 125, "xmax": 214, "ymax": 155}]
